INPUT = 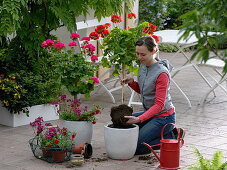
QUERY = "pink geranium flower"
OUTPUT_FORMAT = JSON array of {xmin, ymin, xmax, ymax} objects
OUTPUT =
[
  {"xmin": 41, "ymin": 41, "xmax": 48, "ymax": 47},
  {"xmin": 41, "ymin": 39, "xmax": 54, "ymax": 47},
  {"xmin": 91, "ymin": 77, "xmax": 100, "ymax": 84},
  {"xmin": 70, "ymin": 33, "xmax": 80, "ymax": 40},
  {"xmin": 84, "ymin": 44, "xmax": 96, "ymax": 52},
  {"xmin": 55, "ymin": 42, "xmax": 65, "ymax": 50},
  {"xmin": 91, "ymin": 55, "xmax": 98, "ymax": 61},
  {"xmin": 81, "ymin": 37, "xmax": 91, "ymax": 41},
  {"xmin": 68, "ymin": 41, "xmax": 77, "ymax": 47}
]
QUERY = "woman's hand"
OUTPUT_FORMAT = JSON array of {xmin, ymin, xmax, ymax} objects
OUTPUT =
[
  {"xmin": 124, "ymin": 116, "xmax": 141, "ymax": 124},
  {"xmin": 121, "ymin": 77, "xmax": 134, "ymax": 85}
]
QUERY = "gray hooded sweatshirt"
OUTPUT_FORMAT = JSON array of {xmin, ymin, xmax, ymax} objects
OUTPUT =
[{"xmin": 138, "ymin": 60, "xmax": 174, "ymax": 115}]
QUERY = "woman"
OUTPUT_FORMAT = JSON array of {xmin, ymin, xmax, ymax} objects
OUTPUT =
[{"xmin": 122, "ymin": 36, "xmax": 184, "ymax": 155}]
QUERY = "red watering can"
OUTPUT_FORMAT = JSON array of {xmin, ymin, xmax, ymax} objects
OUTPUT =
[{"xmin": 142, "ymin": 123, "xmax": 184, "ymax": 169}]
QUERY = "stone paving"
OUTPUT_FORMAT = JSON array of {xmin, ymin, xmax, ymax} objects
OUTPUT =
[{"xmin": 0, "ymin": 51, "xmax": 227, "ymax": 170}]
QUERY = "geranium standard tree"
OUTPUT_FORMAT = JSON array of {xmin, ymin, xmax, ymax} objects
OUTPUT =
[{"xmin": 89, "ymin": 14, "xmax": 159, "ymax": 103}]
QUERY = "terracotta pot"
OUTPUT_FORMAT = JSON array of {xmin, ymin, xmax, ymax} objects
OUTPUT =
[
  {"xmin": 41, "ymin": 148, "xmax": 52, "ymax": 158},
  {"xmin": 52, "ymin": 150, "xmax": 66, "ymax": 162},
  {"xmin": 73, "ymin": 143, "xmax": 93, "ymax": 159}
]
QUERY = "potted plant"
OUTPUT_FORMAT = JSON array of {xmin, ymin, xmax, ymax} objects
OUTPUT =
[
  {"xmin": 89, "ymin": 14, "xmax": 159, "ymax": 122},
  {"xmin": 29, "ymin": 117, "xmax": 76, "ymax": 163},
  {"xmin": 88, "ymin": 13, "xmax": 159, "ymax": 159},
  {"xmin": 41, "ymin": 33, "xmax": 99, "ymax": 100},
  {"xmin": 0, "ymin": 73, "xmax": 59, "ymax": 127},
  {"xmin": 51, "ymin": 95, "xmax": 102, "ymax": 146}
]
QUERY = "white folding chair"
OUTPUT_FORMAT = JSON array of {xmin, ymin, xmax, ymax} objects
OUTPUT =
[
  {"xmin": 128, "ymin": 52, "xmax": 192, "ymax": 108},
  {"xmin": 198, "ymin": 58, "xmax": 227, "ymax": 105}
]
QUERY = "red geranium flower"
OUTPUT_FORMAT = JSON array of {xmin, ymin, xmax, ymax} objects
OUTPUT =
[
  {"xmin": 95, "ymin": 110, "xmax": 101, "ymax": 114},
  {"xmin": 54, "ymin": 140, "xmax": 59, "ymax": 144},
  {"xmin": 104, "ymin": 23, "xmax": 111, "ymax": 28},
  {"xmin": 144, "ymin": 24, "xmax": 156, "ymax": 35},
  {"xmin": 95, "ymin": 25, "xmax": 106, "ymax": 33},
  {"xmin": 72, "ymin": 134, "xmax": 76, "ymax": 140},
  {"xmin": 92, "ymin": 121, "xmax": 96, "ymax": 124},
  {"xmin": 101, "ymin": 29, "xmax": 110, "ymax": 38},
  {"xmin": 127, "ymin": 13, "xmax": 136, "ymax": 19},
  {"xmin": 111, "ymin": 14, "xmax": 122, "ymax": 23},
  {"xmin": 152, "ymin": 35, "xmax": 160, "ymax": 43},
  {"xmin": 89, "ymin": 32, "xmax": 99, "ymax": 40},
  {"xmin": 46, "ymin": 144, "xmax": 53, "ymax": 148}
]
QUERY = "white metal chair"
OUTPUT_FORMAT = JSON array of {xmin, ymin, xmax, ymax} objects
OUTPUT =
[
  {"xmin": 128, "ymin": 54, "xmax": 192, "ymax": 108},
  {"xmin": 197, "ymin": 58, "xmax": 227, "ymax": 105}
]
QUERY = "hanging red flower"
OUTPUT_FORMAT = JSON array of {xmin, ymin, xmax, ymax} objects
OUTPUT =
[
  {"xmin": 104, "ymin": 23, "xmax": 111, "ymax": 28},
  {"xmin": 101, "ymin": 29, "xmax": 110, "ymax": 38},
  {"xmin": 127, "ymin": 13, "xmax": 136, "ymax": 19},
  {"xmin": 95, "ymin": 25, "xmax": 106, "ymax": 33},
  {"xmin": 143, "ymin": 24, "xmax": 157, "ymax": 35},
  {"xmin": 152, "ymin": 35, "xmax": 160, "ymax": 43},
  {"xmin": 89, "ymin": 31, "xmax": 99, "ymax": 40},
  {"xmin": 111, "ymin": 14, "xmax": 122, "ymax": 23}
]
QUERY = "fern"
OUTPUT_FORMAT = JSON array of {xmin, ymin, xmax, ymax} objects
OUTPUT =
[{"xmin": 188, "ymin": 148, "xmax": 227, "ymax": 170}]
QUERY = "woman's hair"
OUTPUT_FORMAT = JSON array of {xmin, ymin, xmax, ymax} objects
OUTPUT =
[{"xmin": 135, "ymin": 36, "xmax": 158, "ymax": 52}]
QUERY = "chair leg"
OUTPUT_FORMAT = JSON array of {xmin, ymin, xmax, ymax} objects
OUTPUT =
[
  {"xmin": 98, "ymin": 81, "xmax": 116, "ymax": 104},
  {"xmin": 200, "ymin": 77, "xmax": 227, "ymax": 105},
  {"xmin": 171, "ymin": 79, "xmax": 192, "ymax": 108}
]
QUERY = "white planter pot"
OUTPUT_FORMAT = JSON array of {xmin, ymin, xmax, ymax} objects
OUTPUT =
[
  {"xmin": 59, "ymin": 120, "xmax": 93, "ymax": 146},
  {"xmin": 0, "ymin": 104, "xmax": 59, "ymax": 127},
  {"xmin": 104, "ymin": 123, "xmax": 139, "ymax": 160}
]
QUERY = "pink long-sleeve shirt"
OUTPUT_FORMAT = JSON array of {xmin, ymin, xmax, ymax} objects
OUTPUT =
[{"xmin": 129, "ymin": 72, "xmax": 175, "ymax": 122}]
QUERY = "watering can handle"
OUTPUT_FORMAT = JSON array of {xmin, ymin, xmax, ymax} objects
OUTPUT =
[{"xmin": 161, "ymin": 123, "xmax": 180, "ymax": 141}]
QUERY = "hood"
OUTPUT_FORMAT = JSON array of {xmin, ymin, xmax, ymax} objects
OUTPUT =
[{"xmin": 159, "ymin": 59, "xmax": 174, "ymax": 73}]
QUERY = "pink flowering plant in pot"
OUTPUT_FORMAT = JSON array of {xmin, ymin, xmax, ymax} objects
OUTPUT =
[
  {"xmin": 29, "ymin": 117, "xmax": 76, "ymax": 149},
  {"xmin": 41, "ymin": 33, "xmax": 100, "ymax": 100},
  {"xmin": 52, "ymin": 95, "xmax": 101, "ymax": 124}
]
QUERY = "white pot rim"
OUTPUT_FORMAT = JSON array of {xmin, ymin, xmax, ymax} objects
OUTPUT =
[
  {"xmin": 104, "ymin": 123, "xmax": 138, "ymax": 130},
  {"xmin": 60, "ymin": 120, "xmax": 93, "ymax": 123}
]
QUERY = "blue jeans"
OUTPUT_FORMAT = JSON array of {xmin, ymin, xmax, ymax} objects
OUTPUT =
[{"xmin": 133, "ymin": 112, "xmax": 176, "ymax": 155}]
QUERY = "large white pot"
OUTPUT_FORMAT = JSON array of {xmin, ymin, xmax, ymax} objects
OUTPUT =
[
  {"xmin": 104, "ymin": 123, "xmax": 139, "ymax": 160},
  {"xmin": 59, "ymin": 120, "xmax": 93, "ymax": 146},
  {"xmin": 0, "ymin": 104, "xmax": 59, "ymax": 127}
]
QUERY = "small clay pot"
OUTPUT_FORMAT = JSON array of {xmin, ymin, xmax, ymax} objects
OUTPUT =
[
  {"xmin": 73, "ymin": 143, "xmax": 93, "ymax": 159},
  {"xmin": 41, "ymin": 148, "xmax": 52, "ymax": 158},
  {"xmin": 52, "ymin": 150, "xmax": 66, "ymax": 162}
]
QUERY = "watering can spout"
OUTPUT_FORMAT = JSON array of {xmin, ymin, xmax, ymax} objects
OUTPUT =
[{"xmin": 141, "ymin": 142, "xmax": 161, "ymax": 162}]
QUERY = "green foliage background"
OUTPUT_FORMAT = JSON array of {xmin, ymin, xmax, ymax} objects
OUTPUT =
[{"xmin": 0, "ymin": 0, "xmax": 134, "ymax": 113}]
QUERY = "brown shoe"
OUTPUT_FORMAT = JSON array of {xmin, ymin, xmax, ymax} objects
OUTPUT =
[
  {"xmin": 178, "ymin": 128, "xmax": 185, "ymax": 139},
  {"xmin": 173, "ymin": 128, "xmax": 185, "ymax": 139}
]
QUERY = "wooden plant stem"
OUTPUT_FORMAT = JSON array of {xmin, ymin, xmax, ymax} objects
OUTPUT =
[{"xmin": 121, "ymin": 64, "xmax": 126, "ymax": 104}]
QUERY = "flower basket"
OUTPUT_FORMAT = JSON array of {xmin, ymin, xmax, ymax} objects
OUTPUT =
[{"xmin": 29, "ymin": 137, "xmax": 74, "ymax": 163}]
